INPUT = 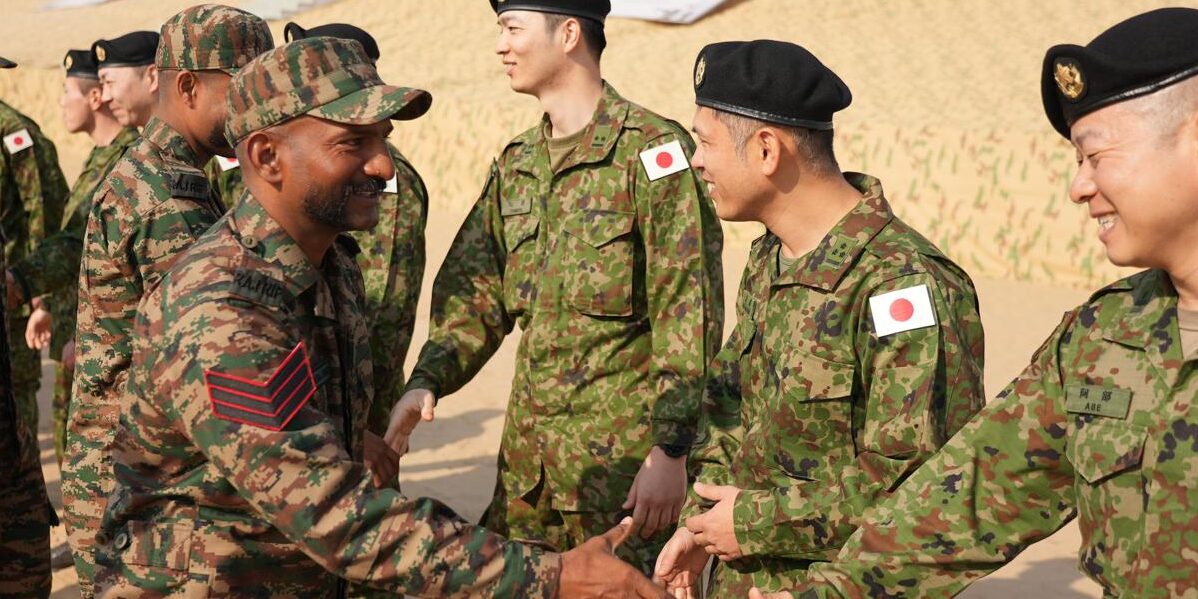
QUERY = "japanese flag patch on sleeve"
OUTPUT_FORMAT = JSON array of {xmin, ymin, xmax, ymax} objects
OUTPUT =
[
  {"xmin": 869, "ymin": 284, "xmax": 937, "ymax": 336},
  {"xmin": 204, "ymin": 342, "xmax": 316, "ymax": 431},
  {"xmin": 640, "ymin": 140, "xmax": 690, "ymax": 181},
  {"xmin": 3, "ymin": 129, "xmax": 34, "ymax": 155}
]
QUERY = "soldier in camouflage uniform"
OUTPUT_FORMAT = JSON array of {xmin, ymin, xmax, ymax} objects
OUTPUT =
[
  {"xmin": 13, "ymin": 48, "xmax": 139, "ymax": 464},
  {"xmin": 0, "ymin": 60, "xmax": 70, "ymax": 437},
  {"xmin": 96, "ymin": 35, "xmax": 666, "ymax": 599},
  {"xmin": 64, "ymin": 6, "xmax": 273, "ymax": 594},
  {"xmin": 284, "ymin": 20, "xmax": 430, "ymax": 438},
  {"xmin": 0, "ymin": 50, "xmax": 57, "ymax": 599},
  {"xmin": 756, "ymin": 9, "xmax": 1198, "ymax": 599},
  {"xmin": 388, "ymin": 0, "xmax": 724, "ymax": 571},
  {"xmin": 651, "ymin": 42, "xmax": 986, "ymax": 597}
]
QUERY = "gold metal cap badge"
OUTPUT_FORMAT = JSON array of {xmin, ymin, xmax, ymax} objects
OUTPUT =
[
  {"xmin": 1054, "ymin": 58, "xmax": 1085, "ymax": 101},
  {"xmin": 695, "ymin": 55, "xmax": 706, "ymax": 88},
  {"xmin": 95, "ymin": 45, "xmax": 107, "ymax": 62}
]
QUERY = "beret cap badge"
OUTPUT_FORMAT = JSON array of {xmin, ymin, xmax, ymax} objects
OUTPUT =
[
  {"xmin": 1054, "ymin": 58, "xmax": 1085, "ymax": 101},
  {"xmin": 694, "ymin": 55, "xmax": 706, "ymax": 88},
  {"xmin": 64, "ymin": 54, "xmax": 73, "ymax": 69},
  {"xmin": 95, "ymin": 45, "xmax": 106, "ymax": 62}
]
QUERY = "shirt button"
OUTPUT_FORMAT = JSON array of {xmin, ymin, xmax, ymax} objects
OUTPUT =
[
  {"xmin": 240, "ymin": 235, "xmax": 258, "ymax": 249},
  {"xmin": 114, "ymin": 531, "xmax": 130, "ymax": 550}
]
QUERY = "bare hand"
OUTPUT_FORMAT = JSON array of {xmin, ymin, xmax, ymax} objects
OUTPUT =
[
  {"xmin": 559, "ymin": 517, "xmax": 669, "ymax": 598},
  {"xmin": 63, "ymin": 340, "xmax": 76, "ymax": 372},
  {"xmin": 684, "ymin": 482, "xmax": 744, "ymax": 561},
  {"xmin": 383, "ymin": 388, "xmax": 435, "ymax": 455},
  {"xmin": 25, "ymin": 307, "xmax": 52, "ymax": 350},
  {"xmin": 749, "ymin": 588, "xmax": 795, "ymax": 599},
  {"xmin": 652, "ymin": 527, "xmax": 708, "ymax": 598},
  {"xmin": 622, "ymin": 446, "xmax": 687, "ymax": 539},
  {"xmin": 363, "ymin": 431, "xmax": 399, "ymax": 488}
]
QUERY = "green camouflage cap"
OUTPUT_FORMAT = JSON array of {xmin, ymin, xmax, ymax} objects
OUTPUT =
[
  {"xmin": 157, "ymin": 4, "xmax": 274, "ymax": 73},
  {"xmin": 226, "ymin": 37, "xmax": 432, "ymax": 143}
]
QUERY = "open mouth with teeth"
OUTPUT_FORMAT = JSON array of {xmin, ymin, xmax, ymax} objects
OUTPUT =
[{"xmin": 1097, "ymin": 214, "xmax": 1118, "ymax": 232}]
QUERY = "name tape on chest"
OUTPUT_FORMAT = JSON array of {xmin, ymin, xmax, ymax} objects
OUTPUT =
[
  {"xmin": 640, "ymin": 140, "xmax": 690, "ymax": 181},
  {"xmin": 1065, "ymin": 385, "xmax": 1133, "ymax": 419},
  {"xmin": 215, "ymin": 156, "xmax": 240, "ymax": 171},
  {"xmin": 3, "ymin": 129, "xmax": 34, "ymax": 155},
  {"xmin": 869, "ymin": 284, "xmax": 937, "ymax": 337},
  {"xmin": 205, "ymin": 342, "xmax": 316, "ymax": 431},
  {"xmin": 171, "ymin": 172, "xmax": 212, "ymax": 201}
]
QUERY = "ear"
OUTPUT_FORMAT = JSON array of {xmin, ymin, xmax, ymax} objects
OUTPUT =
[
  {"xmin": 175, "ymin": 71, "xmax": 199, "ymax": 107},
  {"xmin": 245, "ymin": 130, "xmax": 282, "ymax": 185},
  {"xmin": 560, "ymin": 17, "xmax": 582, "ymax": 54},
  {"xmin": 754, "ymin": 127, "xmax": 784, "ymax": 177},
  {"xmin": 145, "ymin": 65, "xmax": 159, "ymax": 95},
  {"xmin": 86, "ymin": 85, "xmax": 105, "ymax": 111}
]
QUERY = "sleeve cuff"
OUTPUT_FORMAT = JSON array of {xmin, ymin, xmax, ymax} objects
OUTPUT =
[
  {"xmin": 403, "ymin": 375, "xmax": 440, "ymax": 400},
  {"xmin": 651, "ymin": 419, "xmax": 695, "ymax": 448}
]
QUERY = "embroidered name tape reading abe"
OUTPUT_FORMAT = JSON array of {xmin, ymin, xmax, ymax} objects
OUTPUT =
[{"xmin": 205, "ymin": 342, "xmax": 316, "ymax": 430}]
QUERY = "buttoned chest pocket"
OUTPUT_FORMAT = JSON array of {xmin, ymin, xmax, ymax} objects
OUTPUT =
[
  {"xmin": 770, "ymin": 352, "xmax": 856, "ymax": 481},
  {"xmin": 501, "ymin": 212, "xmax": 540, "ymax": 316},
  {"xmin": 1067, "ymin": 418, "xmax": 1146, "ymax": 485},
  {"xmin": 561, "ymin": 209, "xmax": 637, "ymax": 317}
]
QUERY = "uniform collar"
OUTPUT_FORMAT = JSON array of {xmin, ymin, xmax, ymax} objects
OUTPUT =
[
  {"xmin": 109, "ymin": 126, "xmax": 141, "ymax": 149},
  {"xmin": 141, "ymin": 117, "xmax": 203, "ymax": 169},
  {"xmin": 227, "ymin": 191, "xmax": 321, "ymax": 297},
  {"xmin": 1098, "ymin": 270, "xmax": 1181, "ymax": 355},
  {"xmin": 769, "ymin": 172, "xmax": 894, "ymax": 291},
  {"xmin": 510, "ymin": 81, "xmax": 630, "ymax": 177}
]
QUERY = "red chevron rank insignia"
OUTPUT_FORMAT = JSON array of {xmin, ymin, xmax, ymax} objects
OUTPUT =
[{"xmin": 205, "ymin": 342, "xmax": 316, "ymax": 431}]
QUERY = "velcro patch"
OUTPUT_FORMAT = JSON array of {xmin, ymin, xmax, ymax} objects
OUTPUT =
[
  {"xmin": 205, "ymin": 342, "xmax": 316, "ymax": 431},
  {"xmin": 639, "ymin": 140, "xmax": 690, "ymax": 181},
  {"xmin": 3, "ymin": 129, "xmax": 33, "ymax": 155},
  {"xmin": 170, "ymin": 172, "xmax": 211, "ymax": 200},
  {"xmin": 1065, "ymin": 385, "xmax": 1132, "ymax": 419}
]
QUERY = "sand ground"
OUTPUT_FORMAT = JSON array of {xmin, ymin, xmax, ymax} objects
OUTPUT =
[{"xmin": 4, "ymin": 0, "xmax": 1168, "ymax": 596}]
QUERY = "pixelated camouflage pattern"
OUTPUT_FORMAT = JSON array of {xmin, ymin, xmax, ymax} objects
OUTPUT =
[
  {"xmin": 796, "ymin": 268, "xmax": 1198, "ymax": 598},
  {"xmin": 408, "ymin": 83, "xmax": 724, "ymax": 525},
  {"xmin": 0, "ymin": 246, "xmax": 53, "ymax": 598},
  {"xmin": 65, "ymin": 117, "xmax": 224, "ymax": 593},
  {"xmin": 681, "ymin": 174, "xmax": 986, "ymax": 595},
  {"xmin": 0, "ymin": 99, "xmax": 68, "ymax": 434},
  {"xmin": 203, "ymin": 157, "xmax": 244, "ymax": 209},
  {"xmin": 94, "ymin": 192, "xmax": 559, "ymax": 598},
  {"xmin": 354, "ymin": 143, "xmax": 427, "ymax": 427},
  {"xmin": 155, "ymin": 4, "xmax": 273, "ymax": 73},
  {"xmin": 225, "ymin": 36, "xmax": 430, "ymax": 142}
]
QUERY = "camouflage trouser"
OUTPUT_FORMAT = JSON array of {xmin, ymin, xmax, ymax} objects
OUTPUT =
[
  {"xmin": 8, "ymin": 314, "xmax": 41, "ymax": 432},
  {"xmin": 52, "ymin": 361, "xmax": 70, "ymax": 465},
  {"xmin": 0, "ymin": 391, "xmax": 52, "ymax": 598},
  {"xmin": 480, "ymin": 467, "xmax": 671, "ymax": 575}
]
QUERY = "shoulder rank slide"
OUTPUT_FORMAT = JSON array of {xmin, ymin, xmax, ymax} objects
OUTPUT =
[{"xmin": 205, "ymin": 342, "xmax": 316, "ymax": 431}]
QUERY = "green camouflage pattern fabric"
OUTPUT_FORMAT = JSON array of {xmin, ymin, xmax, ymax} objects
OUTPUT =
[
  {"xmin": 0, "ymin": 99, "xmax": 68, "ymax": 434},
  {"xmin": 795, "ymin": 268, "xmax": 1198, "ymax": 598},
  {"xmin": 94, "ymin": 192, "xmax": 559, "ymax": 598},
  {"xmin": 225, "ymin": 36, "xmax": 430, "ymax": 143},
  {"xmin": 407, "ymin": 83, "xmax": 724, "ymax": 532},
  {"xmin": 682, "ymin": 174, "xmax": 986, "ymax": 595},
  {"xmin": 0, "ymin": 247, "xmax": 54, "ymax": 598},
  {"xmin": 203, "ymin": 157, "xmax": 244, "ymax": 209},
  {"xmin": 65, "ymin": 116, "xmax": 225, "ymax": 593},
  {"xmin": 354, "ymin": 142, "xmax": 428, "ymax": 428},
  {"xmin": 155, "ymin": 4, "xmax": 273, "ymax": 73}
]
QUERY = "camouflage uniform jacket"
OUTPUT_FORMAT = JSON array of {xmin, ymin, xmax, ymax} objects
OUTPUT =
[
  {"xmin": 9, "ymin": 126, "xmax": 140, "ymax": 359},
  {"xmin": 684, "ymin": 174, "xmax": 986, "ymax": 594},
  {"xmin": 353, "ymin": 142, "xmax": 427, "ymax": 432},
  {"xmin": 0, "ymin": 99, "xmax": 69, "ymax": 312},
  {"xmin": 64, "ymin": 116, "xmax": 225, "ymax": 561},
  {"xmin": 407, "ymin": 82, "xmax": 724, "ymax": 511},
  {"xmin": 96, "ymin": 192, "xmax": 558, "ymax": 598},
  {"xmin": 799, "ymin": 268, "xmax": 1198, "ymax": 598}
]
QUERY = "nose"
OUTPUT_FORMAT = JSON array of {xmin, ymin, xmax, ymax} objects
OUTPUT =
[
  {"xmin": 496, "ymin": 32, "xmax": 509, "ymax": 56},
  {"xmin": 365, "ymin": 144, "xmax": 395, "ymax": 183},
  {"xmin": 690, "ymin": 144, "xmax": 705, "ymax": 171},
  {"xmin": 101, "ymin": 83, "xmax": 112, "ymax": 104},
  {"xmin": 1068, "ymin": 161, "xmax": 1097, "ymax": 205}
]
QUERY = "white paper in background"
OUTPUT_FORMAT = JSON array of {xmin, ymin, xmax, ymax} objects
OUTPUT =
[
  {"xmin": 41, "ymin": 0, "xmax": 112, "ymax": 9},
  {"xmin": 610, "ymin": 0, "xmax": 731, "ymax": 24}
]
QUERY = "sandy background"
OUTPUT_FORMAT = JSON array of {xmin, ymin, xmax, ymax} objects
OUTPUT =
[{"xmin": 2, "ymin": 0, "xmax": 1171, "ymax": 596}]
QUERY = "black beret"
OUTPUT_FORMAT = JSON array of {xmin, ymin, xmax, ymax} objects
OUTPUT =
[
  {"xmin": 284, "ymin": 22, "xmax": 381, "ymax": 62},
  {"xmin": 0, "ymin": 57, "xmax": 15, "ymax": 69},
  {"xmin": 63, "ymin": 49, "xmax": 99, "ymax": 79},
  {"xmin": 91, "ymin": 31, "xmax": 159, "ymax": 69},
  {"xmin": 694, "ymin": 40, "xmax": 851, "ymax": 130},
  {"xmin": 489, "ymin": 0, "xmax": 610, "ymax": 24},
  {"xmin": 1042, "ymin": 8, "xmax": 1198, "ymax": 139}
]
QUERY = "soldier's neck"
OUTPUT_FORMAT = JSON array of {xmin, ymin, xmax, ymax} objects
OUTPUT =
[
  {"xmin": 88, "ymin": 114, "xmax": 124, "ymax": 147},
  {"xmin": 538, "ymin": 71, "xmax": 603, "ymax": 139},
  {"xmin": 157, "ymin": 112, "xmax": 213, "ymax": 166},
  {"xmin": 1170, "ymin": 253, "xmax": 1198, "ymax": 311},
  {"xmin": 764, "ymin": 172, "xmax": 862, "ymax": 260}
]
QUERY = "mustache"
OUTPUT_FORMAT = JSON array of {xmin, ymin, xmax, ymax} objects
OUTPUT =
[{"xmin": 343, "ymin": 178, "xmax": 386, "ymax": 197}]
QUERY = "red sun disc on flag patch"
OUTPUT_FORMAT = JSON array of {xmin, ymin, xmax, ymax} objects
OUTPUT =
[
  {"xmin": 12, "ymin": 137, "xmax": 22, "ymax": 147},
  {"xmin": 656, "ymin": 151, "xmax": 674, "ymax": 169},
  {"xmin": 889, "ymin": 298, "xmax": 915, "ymax": 322}
]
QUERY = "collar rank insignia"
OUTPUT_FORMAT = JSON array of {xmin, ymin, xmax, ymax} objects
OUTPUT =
[{"xmin": 205, "ymin": 342, "xmax": 316, "ymax": 431}]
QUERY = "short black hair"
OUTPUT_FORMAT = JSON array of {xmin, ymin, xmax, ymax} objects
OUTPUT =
[
  {"xmin": 716, "ymin": 110, "xmax": 839, "ymax": 176},
  {"xmin": 543, "ymin": 13, "xmax": 605, "ymax": 60}
]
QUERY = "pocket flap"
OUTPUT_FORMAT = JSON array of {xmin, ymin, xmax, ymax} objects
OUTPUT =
[
  {"xmin": 1068, "ymin": 420, "xmax": 1146, "ymax": 484},
  {"xmin": 563, "ymin": 210, "xmax": 636, "ymax": 248},
  {"xmin": 122, "ymin": 520, "xmax": 193, "ymax": 570},
  {"xmin": 780, "ymin": 353, "xmax": 855, "ymax": 401},
  {"xmin": 502, "ymin": 214, "xmax": 540, "ymax": 252}
]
